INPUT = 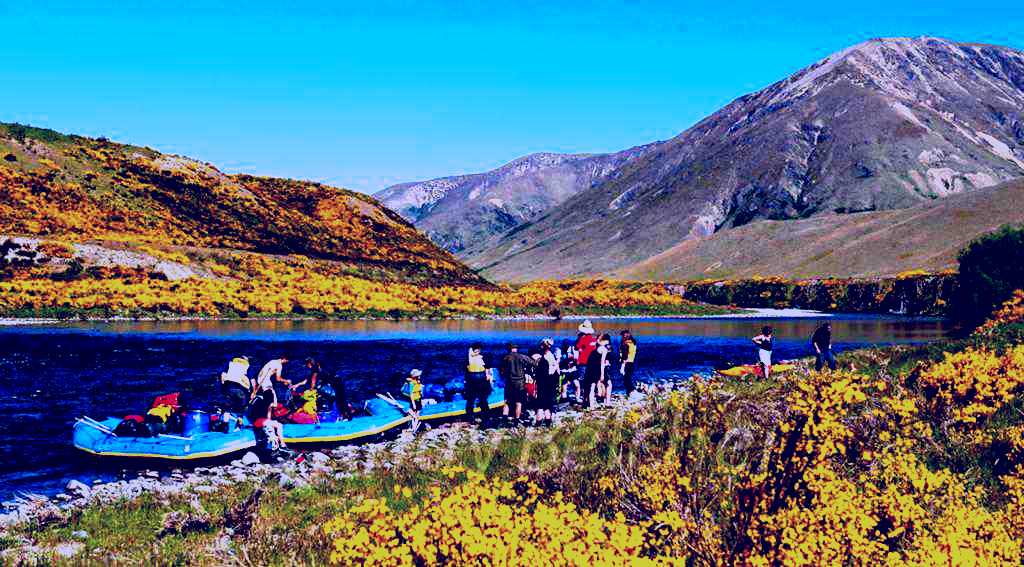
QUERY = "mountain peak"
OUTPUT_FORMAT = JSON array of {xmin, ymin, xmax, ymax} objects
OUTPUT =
[{"xmin": 466, "ymin": 37, "xmax": 1024, "ymax": 281}]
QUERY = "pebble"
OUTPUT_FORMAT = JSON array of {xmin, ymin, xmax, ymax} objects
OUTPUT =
[
  {"xmin": 66, "ymin": 479, "xmax": 91, "ymax": 498},
  {"xmin": 71, "ymin": 529, "xmax": 89, "ymax": 540},
  {"xmin": 308, "ymin": 451, "xmax": 330, "ymax": 465},
  {"xmin": 54, "ymin": 541, "xmax": 85, "ymax": 558},
  {"xmin": 240, "ymin": 452, "xmax": 261, "ymax": 466}
]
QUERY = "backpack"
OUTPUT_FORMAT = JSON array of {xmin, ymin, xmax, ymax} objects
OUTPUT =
[{"xmin": 114, "ymin": 417, "xmax": 152, "ymax": 437}]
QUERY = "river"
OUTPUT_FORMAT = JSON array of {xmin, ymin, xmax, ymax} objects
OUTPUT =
[{"xmin": 0, "ymin": 314, "xmax": 950, "ymax": 501}]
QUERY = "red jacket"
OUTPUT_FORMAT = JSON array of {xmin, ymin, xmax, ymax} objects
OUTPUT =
[{"xmin": 576, "ymin": 334, "xmax": 597, "ymax": 365}]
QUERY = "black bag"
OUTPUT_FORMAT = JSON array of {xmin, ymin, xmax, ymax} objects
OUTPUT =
[{"xmin": 114, "ymin": 418, "xmax": 152, "ymax": 437}]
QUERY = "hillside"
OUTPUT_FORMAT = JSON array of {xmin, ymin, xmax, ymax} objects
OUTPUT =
[
  {"xmin": 375, "ymin": 148, "xmax": 653, "ymax": 253},
  {"xmin": 0, "ymin": 123, "xmax": 480, "ymax": 285},
  {"xmin": 463, "ymin": 37, "xmax": 1024, "ymax": 280},
  {"xmin": 615, "ymin": 178, "xmax": 1024, "ymax": 281}
]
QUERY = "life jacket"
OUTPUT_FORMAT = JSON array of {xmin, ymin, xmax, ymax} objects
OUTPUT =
[
  {"xmin": 222, "ymin": 357, "xmax": 252, "ymax": 390},
  {"xmin": 467, "ymin": 349, "xmax": 486, "ymax": 373},
  {"xmin": 151, "ymin": 392, "xmax": 181, "ymax": 411},
  {"xmin": 147, "ymin": 404, "xmax": 174, "ymax": 422},
  {"xmin": 298, "ymin": 389, "xmax": 318, "ymax": 417},
  {"xmin": 402, "ymin": 379, "xmax": 423, "ymax": 402}
]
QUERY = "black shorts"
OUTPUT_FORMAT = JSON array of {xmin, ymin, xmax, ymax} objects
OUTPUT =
[
  {"xmin": 410, "ymin": 398, "xmax": 423, "ymax": 412},
  {"xmin": 505, "ymin": 380, "xmax": 526, "ymax": 405}
]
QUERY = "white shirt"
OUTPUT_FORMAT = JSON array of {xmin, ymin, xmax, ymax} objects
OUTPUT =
[
  {"xmin": 256, "ymin": 359, "xmax": 284, "ymax": 391},
  {"xmin": 543, "ymin": 351, "xmax": 558, "ymax": 375}
]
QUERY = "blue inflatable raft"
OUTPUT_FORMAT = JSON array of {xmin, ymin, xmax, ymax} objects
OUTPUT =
[
  {"xmin": 74, "ymin": 380, "xmax": 507, "ymax": 459},
  {"xmin": 72, "ymin": 415, "xmax": 258, "ymax": 460}
]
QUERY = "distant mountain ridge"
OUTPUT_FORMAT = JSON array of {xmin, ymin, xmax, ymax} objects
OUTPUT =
[
  {"xmin": 615, "ymin": 178, "xmax": 1024, "ymax": 281},
  {"xmin": 458, "ymin": 37, "xmax": 1024, "ymax": 280},
  {"xmin": 375, "ymin": 145, "xmax": 656, "ymax": 253}
]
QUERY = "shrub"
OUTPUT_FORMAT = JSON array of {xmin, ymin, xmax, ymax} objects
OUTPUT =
[{"xmin": 951, "ymin": 224, "xmax": 1024, "ymax": 330}]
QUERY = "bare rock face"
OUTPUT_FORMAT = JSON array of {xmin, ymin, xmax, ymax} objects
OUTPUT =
[
  {"xmin": 375, "ymin": 148, "xmax": 655, "ymax": 253},
  {"xmin": 456, "ymin": 37, "xmax": 1024, "ymax": 281}
]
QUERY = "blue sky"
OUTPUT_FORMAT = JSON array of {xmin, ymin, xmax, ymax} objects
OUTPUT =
[{"xmin": 3, "ymin": 2, "xmax": 1022, "ymax": 193}]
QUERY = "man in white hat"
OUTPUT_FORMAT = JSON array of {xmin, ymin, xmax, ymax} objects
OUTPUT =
[{"xmin": 574, "ymin": 320, "xmax": 598, "ymax": 396}]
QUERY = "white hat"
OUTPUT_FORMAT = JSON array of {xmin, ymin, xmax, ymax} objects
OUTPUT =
[
  {"xmin": 541, "ymin": 337, "xmax": 554, "ymax": 346},
  {"xmin": 578, "ymin": 320, "xmax": 595, "ymax": 334},
  {"xmin": 410, "ymin": 369, "xmax": 422, "ymax": 377}
]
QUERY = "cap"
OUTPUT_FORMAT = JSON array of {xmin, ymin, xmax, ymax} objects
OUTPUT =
[{"xmin": 410, "ymin": 369, "xmax": 422, "ymax": 377}]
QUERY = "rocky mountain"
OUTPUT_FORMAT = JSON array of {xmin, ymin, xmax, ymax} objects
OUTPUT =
[
  {"xmin": 615, "ymin": 178, "xmax": 1024, "ymax": 281},
  {"xmin": 0, "ymin": 122, "xmax": 483, "ymax": 285},
  {"xmin": 375, "ymin": 147, "xmax": 654, "ymax": 253},
  {"xmin": 464, "ymin": 37, "xmax": 1024, "ymax": 281}
]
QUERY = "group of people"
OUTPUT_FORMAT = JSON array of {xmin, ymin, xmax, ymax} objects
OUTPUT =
[
  {"xmin": 403, "ymin": 320, "xmax": 640, "ymax": 428},
  {"xmin": 750, "ymin": 321, "xmax": 838, "ymax": 378},
  {"xmin": 218, "ymin": 355, "xmax": 351, "ymax": 454}
]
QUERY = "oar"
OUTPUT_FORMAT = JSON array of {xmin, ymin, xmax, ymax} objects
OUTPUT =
[
  {"xmin": 76, "ymin": 417, "xmax": 118, "ymax": 438},
  {"xmin": 376, "ymin": 393, "xmax": 421, "ymax": 431}
]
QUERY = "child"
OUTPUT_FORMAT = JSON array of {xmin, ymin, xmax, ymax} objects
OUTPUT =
[{"xmin": 402, "ymin": 368, "xmax": 424, "ymax": 421}]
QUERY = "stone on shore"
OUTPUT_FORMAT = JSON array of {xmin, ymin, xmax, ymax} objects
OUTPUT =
[
  {"xmin": 65, "ymin": 479, "xmax": 91, "ymax": 498},
  {"xmin": 240, "ymin": 452, "xmax": 261, "ymax": 466}
]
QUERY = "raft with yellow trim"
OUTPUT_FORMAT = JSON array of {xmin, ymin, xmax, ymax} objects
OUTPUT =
[
  {"xmin": 717, "ymin": 363, "xmax": 797, "ymax": 378},
  {"xmin": 74, "ymin": 384, "xmax": 508, "ymax": 458}
]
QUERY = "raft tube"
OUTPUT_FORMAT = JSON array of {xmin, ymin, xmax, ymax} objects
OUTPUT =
[
  {"xmin": 717, "ymin": 363, "xmax": 797, "ymax": 378},
  {"xmin": 72, "ymin": 416, "xmax": 257, "ymax": 460}
]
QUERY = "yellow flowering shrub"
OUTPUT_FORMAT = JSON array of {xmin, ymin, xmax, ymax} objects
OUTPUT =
[
  {"xmin": 323, "ymin": 468, "xmax": 664, "ymax": 566},
  {"xmin": 918, "ymin": 346, "xmax": 1024, "ymax": 424},
  {"xmin": 975, "ymin": 289, "xmax": 1024, "ymax": 336}
]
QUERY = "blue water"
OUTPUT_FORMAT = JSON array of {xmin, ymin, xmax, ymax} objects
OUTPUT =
[{"xmin": 0, "ymin": 315, "xmax": 949, "ymax": 500}]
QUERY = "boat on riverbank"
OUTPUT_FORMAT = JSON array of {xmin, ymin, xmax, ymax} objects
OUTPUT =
[{"xmin": 74, "ymin": 381, "xmax": 508, "ymax": 458}]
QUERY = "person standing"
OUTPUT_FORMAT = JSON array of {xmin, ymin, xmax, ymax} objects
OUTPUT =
[
  {"xmin": 585, "ymin": 334, "xmax": 612, "ymax": 407},
  {"xmin": 250, "ymin": 357, "xmax": 289, "ymax": 422},
  {"xmin": 619, "ymin": 330, "xmax": 638, "ymax": 395},
  {"xmin": 559, "ymin": 340, "xmax": 579, "ymax": 402},
  {"xmin": 812, "ymin": 322, "xmax": 837, "ymax": 371},
  {"xmin": 499, "ymin": 343, "xmax": 536, "ymax": 424},
  {"xmin": 253, "ymin": 357, "xmax": 290, "ymax": 402},
  {"xmin": 289, "ymin": 358, "xmax": 320, "ymax": 394},
  {"xmin": 402, "ymin": 369, "xmax": 424, "ymax": 422},
  {"xmin": 752, "ymin": 327, "xmax": 774, "ymax": 379},
  {"xmin": 219, "ymin": 356, "xmax": 251, "ymax": 413},
  {"xmin": 575, "ymin": 320, "xmax": 597, "ymax": 401},
  {"xmin": 534, "ymin": 338, "xmax": 559, "ymax": 426},
  {"xmin": 464, "ymin": 343, "xmax": 492, "ymax": 423}
]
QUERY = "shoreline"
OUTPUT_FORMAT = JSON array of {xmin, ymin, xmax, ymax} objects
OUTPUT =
[
  {"xmin": 0, "ymin": 391, "xmax": 655, "ymax": 535},
  {"xmin": 0, "ymin": 308, "xmax": 905, "ymax": 327}
]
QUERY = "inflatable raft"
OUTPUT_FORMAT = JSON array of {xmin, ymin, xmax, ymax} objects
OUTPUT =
[
  {"xmin": 74, "ymin": 380, "xmax": 508, "ymax": 458},
  {"xmin": 717, "ymin": 363, "xmax": 797, "ymax": 378},
  {"xmin": 73, "ymin": 415, "xmax": 257, "ymax": 460}
]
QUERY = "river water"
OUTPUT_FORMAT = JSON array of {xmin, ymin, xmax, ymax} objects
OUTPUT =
[{"xmin": 0, "ymin": 314, "xmax": 950, "ymax": 501}]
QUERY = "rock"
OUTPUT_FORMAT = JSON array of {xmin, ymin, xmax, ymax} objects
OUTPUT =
[
  {"xmin": 54, "ymin": 541, "xmax": 85, "ymax": 558},
  {"xmin": 65, "ymin": 479, "xmax": 91, "ymax": 498},
  {"xmin": 307, "ymin": 451, "xmax": 330, "ymax": 465},
  {"xmin": 277, "ymin": 474, "xmax": 295, "ymax": 489},
  {"xmin": 157, "ymin": 498, "xmax": 211, "ymax": 538},
  {"xmin": 240, "ymin": 452, "xmax": 261, "ymax": 466},
  {"xmin": 193, "ymin": 485, "xmax": 218, "ymax": 494},
  {"xmin": 71, "ymin": 529, "xmax": 89, "ymax": 540}
]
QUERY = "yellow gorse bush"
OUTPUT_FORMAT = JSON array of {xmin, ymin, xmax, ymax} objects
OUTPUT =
[
  {"xmin": 323, "ymin": 468, "xmax": 666, "ymax": 566},
  {"xmin": 918, "ymin": 345, "xmax": 1024, "ymax": 424},
  {"xmin": 0, "ymin": 252, "xmax": 708, "ymax": 318}
]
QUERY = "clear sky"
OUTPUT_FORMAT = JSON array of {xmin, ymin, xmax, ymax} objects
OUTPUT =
[{"xmin": 3, "ymin": 1, "xmax": 1022, "ymax": 193}]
